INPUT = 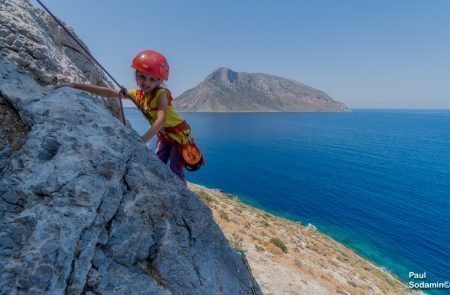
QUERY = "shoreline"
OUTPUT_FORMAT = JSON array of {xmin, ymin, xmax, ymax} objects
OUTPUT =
[
  {"xmin": 188, "ymin": 184, "xmax": 400, "ymax": 276},
  {"xmin": 188, "ymin": 182, "xmax": 418, "ymax": 294}
]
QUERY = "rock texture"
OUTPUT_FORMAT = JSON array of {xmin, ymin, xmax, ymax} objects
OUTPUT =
[
  {"xmin": 0, "ymin": 0, "xmax": 121, "ymax": 118},
  {"xmin": 174, "ymin": 67, "xmax": 348, "ymax": 112},
  {"xmin": 0, "ymin": 94, "xmax": 29, "ymax": 151},
  {"xmin": 0, "ymin": 1, "xmax": 262, "ymax": 294}
]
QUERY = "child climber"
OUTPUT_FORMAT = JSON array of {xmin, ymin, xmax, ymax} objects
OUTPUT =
[{"xmin": 56, "ymin": 50, "xmax": 203, "ymax": 183}]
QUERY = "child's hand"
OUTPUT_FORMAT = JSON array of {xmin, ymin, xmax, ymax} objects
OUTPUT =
[{"xmin": 119, "ymin": 86, "xmax": 128, "ymax": 97}]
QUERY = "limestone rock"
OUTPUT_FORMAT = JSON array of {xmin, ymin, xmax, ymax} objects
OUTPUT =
[
  {"xmin": 0, "ymin": 0, "xmax": 121, "ymax": 119},
  {"xmin": 0, "ymin": 56, "xmax": 261, "ymax": 295},
  {"xmin": 0, "ymin": 1, "xmax": 262, "ymax": 294}
]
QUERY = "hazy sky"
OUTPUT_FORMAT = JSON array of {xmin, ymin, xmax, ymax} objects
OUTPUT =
[{"xmin": 31, "ymin": 0, "xmax": 450, "ymax": 109}]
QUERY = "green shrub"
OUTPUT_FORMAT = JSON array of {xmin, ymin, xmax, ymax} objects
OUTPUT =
[
  {"xmin": 270, "ymin": 237, "xmax": 288, "ymax": 253},
  {"xmin": 219, "ymin": 210, "xmax": 229, "ymax": 221},
  {"xmin": 259, "ymin": 220, "xmax": 270, "ymax": 227}
]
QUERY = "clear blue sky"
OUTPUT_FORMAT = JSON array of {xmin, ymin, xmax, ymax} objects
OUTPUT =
[{"xmin": 32, "ymin": 0, "xmax": 450, "ymax": 108}]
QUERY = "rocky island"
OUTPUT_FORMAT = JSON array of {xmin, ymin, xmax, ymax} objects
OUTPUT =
[{"xmin": 174, "ymin": 68, "xmax": 347, "ymax": 112}]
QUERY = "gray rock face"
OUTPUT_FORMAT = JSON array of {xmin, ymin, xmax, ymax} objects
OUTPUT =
[
  {"xmin": 0, "ymin": 0, "xmax": 121, "ymax": 118},
  {"xmin": 174, "ymin": 67, "xmax": 348, "ymax": 112},
  {"xmin": 0, "ymin": 58, "xmax": 261, "ymax": 295},
  {"xmin": 0, "ymin": 1, "xmax": 262, "ymax": 294}
]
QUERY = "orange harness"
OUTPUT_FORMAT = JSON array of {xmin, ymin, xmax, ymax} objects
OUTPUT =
[
  {"xmin": 156, "ymin": 120, "xmax": 204, "ymax": 171},
  {"xmin": 163, "ymin": 120, "xmax": 190, "ymax": 134},
  {"xmin": 156, "ymin": 120, "xmax": 190, "ymax": 143},
  {"xmin": 134, "ymin": 88, "xmax": 205, "ymax": 171}
]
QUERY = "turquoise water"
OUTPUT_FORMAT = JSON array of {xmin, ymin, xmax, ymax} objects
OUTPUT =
[{"xmin": 125, "ymin": 109, "xmax": 450, "ymax": 292}]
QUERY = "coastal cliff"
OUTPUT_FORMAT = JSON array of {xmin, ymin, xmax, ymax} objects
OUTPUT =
[{"xmin": 189, "ymin": 184, "xmax": 415, "ymax": 295}]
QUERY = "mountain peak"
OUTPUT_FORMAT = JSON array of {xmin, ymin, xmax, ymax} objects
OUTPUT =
[{"xmin": 205, "ymin": 67, "xmax": 239, "ymax": 83}]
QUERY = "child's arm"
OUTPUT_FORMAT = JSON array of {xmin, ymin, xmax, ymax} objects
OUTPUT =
[
  {"xmin": 141, "ymin": 93, "xmax": 169, "ymax": 142},
  {"xmin": 55, "ymin": 82, "xmax": 122, "ymax": 99}
]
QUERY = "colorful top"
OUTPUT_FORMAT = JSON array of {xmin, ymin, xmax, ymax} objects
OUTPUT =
[{"xmin": 128, "ymin": 87, "xmax": 191, "ymax": 145}]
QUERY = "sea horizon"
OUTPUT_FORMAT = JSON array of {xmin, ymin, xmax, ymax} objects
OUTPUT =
[{"xmin": 124, "ymin": 106, "xmax": 450, "ymax": 111}]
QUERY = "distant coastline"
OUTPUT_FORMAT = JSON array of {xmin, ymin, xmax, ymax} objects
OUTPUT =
[{"xmin": 124, "ymin": 106, "xmax": 352, "ymax": 113}]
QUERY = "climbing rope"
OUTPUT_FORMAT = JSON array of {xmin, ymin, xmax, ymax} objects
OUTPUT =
[{"xmin": 35, "ymin": 0, "xmax": 152, "ymax": 125}]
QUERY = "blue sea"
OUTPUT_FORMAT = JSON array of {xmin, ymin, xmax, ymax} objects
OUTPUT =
[{"xmin": 125, "ymin": 109, "xmax": 450, "ymax": 292}]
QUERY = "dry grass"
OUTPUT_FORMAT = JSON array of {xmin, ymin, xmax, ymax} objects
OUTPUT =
[{"xmin": 190, "ymin": 183, "xmax": 414, "ymax": 295}]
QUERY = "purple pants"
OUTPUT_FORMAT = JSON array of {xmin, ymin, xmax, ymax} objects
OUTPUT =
[{"xmin": 155, "ymin": 139, "xmax": 185, "ymax": 182}]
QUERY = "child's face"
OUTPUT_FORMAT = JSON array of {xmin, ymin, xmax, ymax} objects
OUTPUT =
[{"xmin": 136, "ymin": 71, "xmax": 162, "ymax": 93}]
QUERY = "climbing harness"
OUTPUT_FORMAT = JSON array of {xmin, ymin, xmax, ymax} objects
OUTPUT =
[
  {"xmin": 135, "ymin": 88, "xmax": 206, "ymax": 172},
  {"xmin": 35, "ymin": 0, "xmax": 150, "ymax": 125},
  {"xmin": 159, "ymin": 121, "xmax": 205, "ymax": 172}
]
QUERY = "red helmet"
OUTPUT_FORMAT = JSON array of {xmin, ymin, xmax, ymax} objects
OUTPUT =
[{"xmin": 131, "ymin": 50, "xmax": 169, "ymax": 81}]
